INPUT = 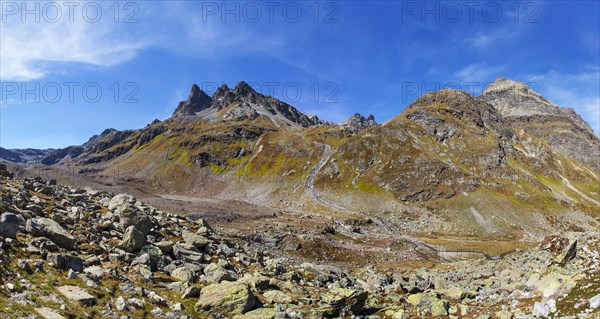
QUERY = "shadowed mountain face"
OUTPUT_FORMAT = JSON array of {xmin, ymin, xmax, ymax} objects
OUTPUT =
[
  {"xmin": 3, "ymin": 79, "xmax": 599, "ymax": 238},
  {"xmin": 172, "ymin": 82, "xmax": 322, "ymax": 128},
  {"xmin": 172, "ymin": 84, "xmax": 212, "ymax": 116},
  {"xmin": 0, "ymin": 148, "xmax": 49, "ymax": 163}
]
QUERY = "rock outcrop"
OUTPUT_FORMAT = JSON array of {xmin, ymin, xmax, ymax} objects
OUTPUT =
[{"xmin": 340, "ymin": 113, "xmax": 377, "ymax": 134}]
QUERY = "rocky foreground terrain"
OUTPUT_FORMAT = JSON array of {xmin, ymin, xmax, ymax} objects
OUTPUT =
[{"xmin": 1, "ymin": 163, "xmax": 599, "ymax": 318}]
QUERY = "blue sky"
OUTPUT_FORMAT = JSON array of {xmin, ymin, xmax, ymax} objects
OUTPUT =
[{"xmin": 1, "ymin": 0, "xmax": 599, "ymax": 149}]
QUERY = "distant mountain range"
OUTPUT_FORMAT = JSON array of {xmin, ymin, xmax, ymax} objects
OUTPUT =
[{"xmin": 3, "ymin": 77, "xmax": 599, "ymax": 238}]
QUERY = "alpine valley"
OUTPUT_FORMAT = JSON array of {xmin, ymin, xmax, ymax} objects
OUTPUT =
[{"xmin": 1, "ymin": 77, "xmax": 599, "ymax": 318}]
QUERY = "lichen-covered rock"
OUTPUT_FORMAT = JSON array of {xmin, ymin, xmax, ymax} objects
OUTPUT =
[
  {"xmin": 108, "ymin": 194, "xmax": 135, "ymax": 212},
  {"xmin": 536, "ymin": 272, "xmax": 576, "ymax": 299},
  {"xmin": 195, "ymin": 281, "xmax": 256, "ymax": 315},
  {"xmin": 407, "ymin": 292, "xmax": 449, "ymax": 316},
  {"xmin": 321, "ymin": 288, "xmax": 367, "ymax": 315},
  {"xmin": 171, "ymin": 267, "xmax": 196, "ymax": 283},
  {"xmin": 173, "ymin": 243, "xmax": 204, "ymax": 263},
  {"xmin": 233, "ymin": 307, "xmax": 277, "ymax": 319},
  {"xmin": 263, "ymin": 290, "xmax": 292, "ymax": 304}
]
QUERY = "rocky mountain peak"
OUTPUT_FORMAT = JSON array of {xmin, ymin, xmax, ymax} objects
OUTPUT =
[
  {"xmin": 172, "ymin": 84, "xmax": 212, "ymax": 117},
  {"xmin": 189, "ymin": 83, "xmax": 202, "ymax": 96},
  {"xmin": 100, "ymin": 128, "xmax": 117, "ymax": 136},
  {"xmin": 406, "ymin": 88, "xmax": 480, "ymax": 111},
  {"xmin": 481, "ymin": 77, "xmax": 594, "ymax": 134},
  {"xmin": 213, "ymin": 84, "xmax": 231, "ymax": 97},
  {"xmin": 482, "ymin": 77, "xmax": 553, "ymax": 115},
  {"xmin": 341, "ymin": 113, "xmax": 377, "ymax": 134},
  {"xmin": 166, "ymin": 81, "xmax": 321, "ymax": 128},
  {"xmin": 233, "ymin": 81, "xmax": 256, "ymax": 97}
]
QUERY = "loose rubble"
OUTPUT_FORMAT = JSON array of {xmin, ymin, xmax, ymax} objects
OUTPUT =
[{"xmin": 0, "ymin": 164, "xmax": 599, "ymax": 318}]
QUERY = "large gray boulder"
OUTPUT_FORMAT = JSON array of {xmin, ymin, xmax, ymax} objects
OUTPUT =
[
  {"xmin": 0, "ymin": 212, "xmax": 20, "ymax": 238},
  {"xmin": 118, "ymin": 205, "xmax": 152, "ymax": 235},
  {"xmin": 48, "ymin": 253, "xmax": 84, "ymax": 272},
  {"xmin": 173, "ymin": 243, "xmax": 204, "ymax": 263},
  {"xmin": 26, "ymin": 218, "xmax": 76, "ymax": 250},
  {"xmin": 182, "ymin": 230, "xmax": 211, "ymax": 249},
  {"xmin": 108, "ymin": 194, "xmax": 152, "ymax": 235},
  {"xmin": 108, "ymin": 193, "xmax": 135, "ymax": 213},
  {"xmin": 120, "ymin": 226, "xmax": 147, "ymax": 253},
  {"xmin": 171, "ymin": 267, "xmax": 196, "ymax": 283},
  {"xmin": 203, "ymin": 263, "xmax": 236, "ymax": 283}
]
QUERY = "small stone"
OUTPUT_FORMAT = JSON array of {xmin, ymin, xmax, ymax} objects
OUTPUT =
[
  {"xmin": 172, "ymin": 303, "xmax": 184, "ymax": 312},
  {"xmin": 35, "ymin": 307, "xmax": 66, "ymax": 319},
  {"xmin": 590, "ymin": 293, "xmax": 600, "ymax": 309},
  {"xmin": 83, "ymin": 266, "xmax": 105, "ymax": 281},
  {"xmin": 128, "ymin": 297, "xmax": 145, "ymax": 308},
  {"xmin": 115, "ymin": 296, "xmax": 127, "ymax": 311},
  {"xmin": 171, "ymin": 267, "xmax": 196, "ymax": 283},
  {"xmin": 532, "ymin": 301, "xmax": 549, "ymax": 317},
  {"xmin": 139, "ymin": 266, "xmax": 153, "ymax": 280},
  {"xmin": 263, "ymin": 290, "xmax": 292, "ymax": 304},
  {"xmin": 17, "ymin": 259, "xmax": 29, "ymax": 271},
  {"xmin": 495, "ymin": 310, "xmax": 512, "ymax": 319},
  {"xmin": 67, "ymin": 269, "xmax": 77, "ymax": 279},
  {"xmin": 56, "ymin": 285, "xmax": 97, "ymax": 306},
  {"xmin": 182, "ymin": 286, "xmax": 200, "ymax": 299}
]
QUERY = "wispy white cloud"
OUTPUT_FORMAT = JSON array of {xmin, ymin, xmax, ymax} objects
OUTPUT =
[
  {"xmin": 0, "ymin": 2, "xmax": 288, "ymax": 81},
  {"xmin": 465, "ymin": 31, "xmax": 513, "ymax": 49},
  {"xmin": 154, "ymin": 2, "xmax": 286, "ymax": 59},
  {"xmin": 452, "ymin": 63, "xmax": 505, "ymax": 83},
  {"xmin": 464, "ymin": 26, "xmax": 519, "ymax": 50},
  {"xmin": 0, "ymin": 2, "xmax": 153, "ymax": 81}
]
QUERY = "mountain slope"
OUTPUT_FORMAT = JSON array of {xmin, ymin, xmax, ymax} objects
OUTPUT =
[
  {"xmin": 6, "ymin": 79, "xmax": 600, "ymax": 239},
  {"xmin": 481, "ymin": 77, "xmax": 600, "ymax": 171}
]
